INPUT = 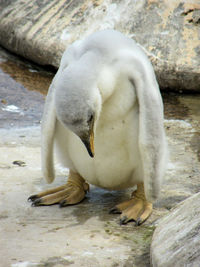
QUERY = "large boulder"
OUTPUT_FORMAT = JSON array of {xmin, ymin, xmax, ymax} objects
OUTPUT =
[
  {"xmin": 0, "ymin": 0, "xmax": 199, "ymax": 92},
  {"xmin": 151, "ymin": 192, "xmax": 200, "ymax": 267}
]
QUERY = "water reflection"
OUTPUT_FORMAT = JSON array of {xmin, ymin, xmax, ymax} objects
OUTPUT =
[
  {"xmin": 0, "ymin": 59, "xmax": 54, "ymax": 95},
  {"xmin": 0, "ymin": 47, "xmax": 54, "ymax": 128}
]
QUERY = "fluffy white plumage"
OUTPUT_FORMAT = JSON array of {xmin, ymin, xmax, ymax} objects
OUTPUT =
[{"xmin": 42, "ymin": 29, "xmax": 167, "ymax": 202}]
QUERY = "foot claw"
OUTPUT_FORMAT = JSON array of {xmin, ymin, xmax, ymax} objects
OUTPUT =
[
  {"xmin": 59, "ymin": 200, "xmax": 68, "ymax": 207},
  {"xmin": 120, "ymin": 216, "xmax": 131, "ymax": 225},
  {"xmin": 109, "ymin": 207, "xmax": 121, "ymax": 214},
  {"xmin": 28, "ymin": 195, "xmax": 38, "ymax": 202},
  {"xmin": 135, "ymin": 218, "xmax": 142, "ymax": 226},
  {"xmin": 31, "ymin": 198, "xmax": 42, "ymax": 207}
]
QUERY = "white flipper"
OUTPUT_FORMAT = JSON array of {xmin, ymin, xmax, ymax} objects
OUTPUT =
[
  {"xmin": 41, "ymin": 44, "xmax": 78, "ymax": 184},
  {"xmin": 129, "ymin": 56, "xmax": 167, "ymax": 202},
  {"xmin": 41, "ymin": 77, "xmax": 57, "ymax": 183}
]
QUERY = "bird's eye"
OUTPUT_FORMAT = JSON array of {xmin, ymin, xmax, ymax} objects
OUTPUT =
[{"xmin": 87, "ymin": 114, "xmax": 93, "ymax": 124}]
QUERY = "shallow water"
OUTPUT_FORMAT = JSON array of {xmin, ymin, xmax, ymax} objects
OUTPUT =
[{"xmin": 0, "ymin": 46, "xmax": 54, "ymax": 128}]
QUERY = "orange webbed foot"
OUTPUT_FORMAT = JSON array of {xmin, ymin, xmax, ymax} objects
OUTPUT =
[
  {"xmin": 110, "ymin": 183, "xmax": 152, "ymax": 226},
  {"xmin": 28, "ymin": 171, "xmax": 89, "ymax": 207}
]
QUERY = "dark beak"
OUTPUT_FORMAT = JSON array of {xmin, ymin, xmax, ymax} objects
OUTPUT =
[
  {"xmin": 80, "ymin": 117, "xmax": 95, "ymax": 158},
  {"xmin": 82, "ymin": 138, "xmax": 94, "ymax": 158}
]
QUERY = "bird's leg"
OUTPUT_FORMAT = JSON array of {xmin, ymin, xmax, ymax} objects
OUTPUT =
[
  {"xmin": 110, "ymin": 183, "xmax": 152, "ymax": 225},
  {"xmin": 28, "ymin": 170, "xmax": 89, "ymax": 207}
]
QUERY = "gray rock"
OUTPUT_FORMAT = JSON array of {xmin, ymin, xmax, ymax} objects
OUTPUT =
[
  {"xmin": 0, "ymin": 0, "xmax": 200, "ymax": 92},
  {"xmin": 151, "ymin": 192, "xmax": 200, "ymax": 267}
]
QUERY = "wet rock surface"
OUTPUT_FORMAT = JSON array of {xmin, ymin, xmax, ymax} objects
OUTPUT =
[
  {"xmin": 0, "ymin": 47, "xmax": 200, "ymax": 266},
  {"xmin": 0, "ymin": 0, "xmax": 200, "ymax": 92}
]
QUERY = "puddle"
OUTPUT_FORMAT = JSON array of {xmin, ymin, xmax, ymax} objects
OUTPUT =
[
  {"xmin": 0, "ymin": 59, "xmax": 54, "ymax": 95},
  {"xmin": 179, "ymin": 94, "xmax": 200, "ymax": 121},
  {"xmin": 162, "ymin": 92, "xmax": 200, "ymax": 162},
  {"xmin": 162, "ymin": 92, "xmax": 189, "ymax": 120},
  {"xmin": 0, "ymin": 46, "xmax": 54, "ymax": 128}
]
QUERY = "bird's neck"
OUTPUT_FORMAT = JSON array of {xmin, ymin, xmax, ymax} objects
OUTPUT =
[{"xmin": 78, "ymin": 50, "xmax": 102, "ymax": 82}]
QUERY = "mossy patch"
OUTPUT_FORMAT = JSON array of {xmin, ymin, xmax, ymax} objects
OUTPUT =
[{"xmin": 104, "ymin": 220, "xmax": 156, "ymax": 246}]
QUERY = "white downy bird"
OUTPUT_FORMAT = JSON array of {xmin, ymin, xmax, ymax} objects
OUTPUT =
[{"xmin": 29, "ymin": 30, "xmax": 167, "ymax": 225}]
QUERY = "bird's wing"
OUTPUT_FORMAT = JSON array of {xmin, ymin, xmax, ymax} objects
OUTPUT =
[
  {"xmin": 41, "ymin": 41, "xmax": 80, "ymax": 183},
  {"xmin": 129, "ymin": 54, "xmax": 167, "ymax": 202},
  {"xmin": 41, "ymin": 75, "xmax": 57, "ymax": 183}
]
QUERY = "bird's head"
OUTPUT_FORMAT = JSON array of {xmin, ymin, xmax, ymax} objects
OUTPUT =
[{"xmin": 54, "ymin": 66, "xmax": 102, "ymax": 158}]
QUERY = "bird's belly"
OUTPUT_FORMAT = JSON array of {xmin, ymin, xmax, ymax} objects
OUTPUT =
[{"xmin": 56, "ymin": 107, "xmax": 142, "ymax": 190}]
